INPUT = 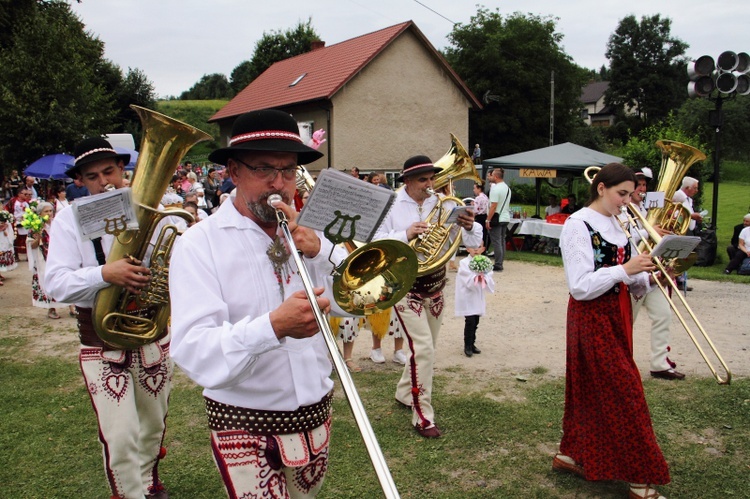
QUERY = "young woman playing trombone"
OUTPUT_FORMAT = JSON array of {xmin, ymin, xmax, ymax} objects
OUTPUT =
[{"xmin": 553, "ymin": 163, "xmax": 671, "ymax": 499}]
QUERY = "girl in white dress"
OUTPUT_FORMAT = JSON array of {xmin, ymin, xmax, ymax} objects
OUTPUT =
[{"xmin": 0, "ymin": 211, "xmax": 18, "ymax": 282}]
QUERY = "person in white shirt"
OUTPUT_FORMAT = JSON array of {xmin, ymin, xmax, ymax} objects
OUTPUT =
[
  {"xmin": 628, "ymin": 168, "xmax": 685, "ymax": 380},
  {"xmin": 545, "ymin": 195, "xmax": 561, "ymax": 217},
  {"xmin": 554, "ymin": 163, "xmax": 670, "ymax": 499},
  {"xmin": 724, "ymin": 215, "xmax": 750, "ymax": 274},
  {"xmin": 44, "ymin": 137, "xmax": 171, "ymax": 499},
  {"xmin": 486, "ymin": 167, "xmax": 511, "ymax": 271},
  {"xmin": 374, "ymin": 155, "xmax": 482, "ymax": 438},
  {"xmin": 672, "ymin": 176, "xmax": 701, "ymax": 291},
  {"xmin": 169, "ymin": 109, "xmax": 346, "ymax": 498}
]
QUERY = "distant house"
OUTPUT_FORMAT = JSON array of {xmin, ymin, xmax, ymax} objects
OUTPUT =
[
  {"xmin": 580, "ymin": 81, "xmax": 615, "ymax": 127},
  {"xmin": 210, "ymin": 21, "xmax": 481, "ymax": 178}
]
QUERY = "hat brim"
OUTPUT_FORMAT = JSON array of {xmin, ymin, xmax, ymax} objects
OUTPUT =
[
  {"xmin": 208, "ymin": 140, "xmax": 323, "ymax": 166},
  {"xmin": 65, "ymin": 151, "xmax": 130, "ymax": 179},
  {"xmin": 397, "ymin": 165, "xmax": 442, "ymax": 182}
]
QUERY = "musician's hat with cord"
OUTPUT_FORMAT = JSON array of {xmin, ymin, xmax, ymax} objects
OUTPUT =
[
  {"xmin": 66, "ymin": 137, "xmax": 130, "ymax": 179},
  {"xmin": 208, "ymin": 109, "xmax": 323, "ymax": 166},
  {"xmin": 397, "ymin": 155, "xmax": 442, "ymax": 181}
]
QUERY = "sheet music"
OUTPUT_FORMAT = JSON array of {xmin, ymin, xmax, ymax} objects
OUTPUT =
[
  {"xmin": 297, "ymin": 169, "xmax": 395, "ymax": 243},
  {"xmin": 72, "ymin": 188, "xmax": 139, "ymax": 241},
  {"xmin": 648, "ymin": 234, "xmax": 701, "ymax": 260},
  {"xmin": 645, "ymin": 191, "xmax": 665, "ymax": 210}
]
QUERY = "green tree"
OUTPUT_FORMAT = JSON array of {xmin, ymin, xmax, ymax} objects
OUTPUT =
[
  {"xmin": 605, "ymin": 14, "xmax": 688, "ymax": 129},
  {"xmin": 0, "ymin": 0, "xmax": 115, "ymax": 170},
  {"xmin": 444, "ymin": 8, "xmax": 589, "ymax": 159},
  {"xmin": 229, "ymin": 19, "xmax": 320, "ymax": 94},
  {"xmin": 675, "ymin": 96, "xmax": 750, "ymax": 162},
  {"xmin": 180, "ymin": 73, "xmax": 233, "ymax": 100}
]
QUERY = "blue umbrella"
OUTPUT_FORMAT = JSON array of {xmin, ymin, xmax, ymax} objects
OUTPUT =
[
  {"xmin": 115, "ymin": 147, "xmax": 139, "ymax": 170},
  {"xmin": 24, "ymin": 154, "xmax": 74, "ymax": 180}
]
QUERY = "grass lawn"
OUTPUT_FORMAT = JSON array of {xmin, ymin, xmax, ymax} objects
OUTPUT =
[{"xmin": 1, "ymin": 337, "xmax": 748, "ymax": 498}]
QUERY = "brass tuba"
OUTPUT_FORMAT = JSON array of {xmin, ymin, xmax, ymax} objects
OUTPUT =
[
  {"xmin": 92, "ymin": 105, "xmax": 212, "ymax": 349},
  {"xmin": 409, "ymin": 133, "xmax": 482, "ymax": 276},
  {"xmin": 642, "ymin": 140, "xmax": 706, "ymax": 237}
]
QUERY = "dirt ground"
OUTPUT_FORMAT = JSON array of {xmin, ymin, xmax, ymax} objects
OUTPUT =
[{"xmin": 0, "ymin": 259, "xmax": 747, "ymax": 382}]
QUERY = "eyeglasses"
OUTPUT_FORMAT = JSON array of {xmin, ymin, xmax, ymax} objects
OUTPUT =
[{"xmin": 234, "ymin": 158, "xmax": 298, "ymax": 181}]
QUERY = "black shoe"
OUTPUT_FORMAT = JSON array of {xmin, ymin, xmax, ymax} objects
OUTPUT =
[
  {"xmin": 493, "ymin": 267, "xmax": 503, "ymax": 272},
  {"xmin": 464, "ymin": 346, "xmax": 473, "ymax": 357},
  {"xmin": 650, "ymin": 369, "xmax": 686, "ymax": 380},
  {"xmin": 471, "ymin": 345, "xmax": 481, "ymax": 354}
]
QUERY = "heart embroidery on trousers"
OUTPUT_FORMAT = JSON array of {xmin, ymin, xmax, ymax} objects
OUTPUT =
[
  {"xmin": 143, "ymin": 373, "xmax": 165, "ymax": 395},
  {"xmin": 104, "ymin": 373, "xmax": 128, "ymax": 401}
]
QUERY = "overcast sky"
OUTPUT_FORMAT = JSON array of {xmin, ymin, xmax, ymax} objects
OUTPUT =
[{"xmin": 69, "ymin": 0, "xmax": 748, "ymax": 98}]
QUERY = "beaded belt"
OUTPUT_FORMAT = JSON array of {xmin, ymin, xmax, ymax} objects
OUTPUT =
[{"xmin": 205, "ymin": 391, "xmax": 333, "ymax": 435}]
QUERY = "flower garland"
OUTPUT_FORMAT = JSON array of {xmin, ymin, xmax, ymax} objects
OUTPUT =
[
  {"xmin": 468, "ymin": 254, "xmax": 492, "ymax": 273},
  {"xmin": 0, "ymin": 210, "xmax": 13, "ymax": 224},
  {"xmin": 21, "ymin": 207, "xmax": 49, "ymax": 235}
]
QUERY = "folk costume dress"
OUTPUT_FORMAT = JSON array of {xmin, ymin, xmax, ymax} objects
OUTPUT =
[
  {"xmin": 27, "ymin": 226, "xmax": 57, "ymax": 308},
  {"xmin": 0, "ymin": 221, "xmax": 17, "ymax": 271},
  {"xmin": 559, "ymin": 207, "xmax": 670, "ymax": 485}
]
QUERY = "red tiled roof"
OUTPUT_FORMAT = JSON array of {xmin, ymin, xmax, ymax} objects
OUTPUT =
[{"xmin": 211, "ymin": 21, "xmax": 480, "ymax": 121}]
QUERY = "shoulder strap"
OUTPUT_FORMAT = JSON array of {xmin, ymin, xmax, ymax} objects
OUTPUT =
[{"xmin": 91, "ymin": 237, "xmax": 106, "ymax": 265}]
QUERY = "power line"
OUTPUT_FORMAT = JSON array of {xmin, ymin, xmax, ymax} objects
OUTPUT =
[{"xmin": 412, "ymin": 0, "xmax": 457, "ymax": 25}]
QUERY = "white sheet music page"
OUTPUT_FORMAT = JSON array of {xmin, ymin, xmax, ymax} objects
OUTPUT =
[
  {"xmin": 648, "ymin": 234, "xmax": 701, "ymax": 260},
  {"xmin": 297, "ymin": 169, "xmax": 395, "ymax": 243},
  {"xmin": 72, "ymin": 187, "xmax": 139, "ymax": 241}
]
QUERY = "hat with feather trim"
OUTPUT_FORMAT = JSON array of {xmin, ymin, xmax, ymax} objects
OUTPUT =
[
  {"xmin": 208, "ymin": 109, "xmax": 323, "ymax": 166},
  {"xmin": 66, "ymin": 137, "xmax": 130, "ymax": 179}
]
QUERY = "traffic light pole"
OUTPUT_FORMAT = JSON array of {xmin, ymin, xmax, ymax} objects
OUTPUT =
[{"xmin": 709, "ymin": 95, "xmax": 723, "ymax": 229}]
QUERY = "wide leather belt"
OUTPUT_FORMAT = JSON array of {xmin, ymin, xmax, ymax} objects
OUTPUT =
[
  {"xmin": 205, "ymin": 391, "xmax": 333, "ymax": 435},
  {"xmin": 410, "ymin": 266, "xmax": 447, "ymax": 296}
]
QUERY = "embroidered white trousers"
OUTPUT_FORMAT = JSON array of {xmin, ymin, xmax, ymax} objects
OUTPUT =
[
  {"xmin": 394, "ymin": 293, "xmax": 444, "ymax": 428},
  {"xmin": 632, "ymin": 290, "xmax": 673, "ymax": 372},
  {"xmin": 79, "ymin": 343, "xmax": 172, "ymax": 499},
  {"xmin": 209, "ymin": 420, "xmax": 330, "ymax": 499}
]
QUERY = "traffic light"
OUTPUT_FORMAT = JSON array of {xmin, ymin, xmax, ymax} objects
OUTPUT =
[{"xmin": 687, "ymin": 55, "xmax": 715, "ymax": 97}]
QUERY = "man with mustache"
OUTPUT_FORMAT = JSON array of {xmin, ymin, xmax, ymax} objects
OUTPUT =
[{"xmin": 169, "ymin": 109, "xmax": 346, "ymax": 498}]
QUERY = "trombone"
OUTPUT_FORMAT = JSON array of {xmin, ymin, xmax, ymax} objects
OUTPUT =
[
  {"xmin": 268, "ymin": 195, "xmax": 401, "ymax": 498},
  {"xmin": 584, "ymin": 167, "xmax": 732, "ymax": 385}
]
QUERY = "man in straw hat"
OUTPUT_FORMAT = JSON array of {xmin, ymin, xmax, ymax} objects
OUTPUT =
[
  {"xmin": 627, "ymin": 168, "xmax": 686, "ymax": 381},
  {"xmin": 374, "ymin": 155, "xmax": 483, "ymax": 438},
  {"xmin": 169, "ymin": 109, "xmax": 348, "ymax": 497},
  {"xmin": 44, "ymin": 137, "xmax": 172, "ymax": 498}
]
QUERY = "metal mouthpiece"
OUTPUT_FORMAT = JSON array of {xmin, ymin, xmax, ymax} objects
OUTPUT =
[
  {"xmin": 267, "ymin": 194, "xmax": 283, "ymax": 207},
  {"xmin": 426, "ymin": 188, "xmax": 436, "ymax": 196}
]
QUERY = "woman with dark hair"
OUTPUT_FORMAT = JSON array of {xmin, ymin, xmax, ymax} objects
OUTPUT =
[{"xmin": 553, "ymin": 163, "xmax": 671, "ymax": 499}]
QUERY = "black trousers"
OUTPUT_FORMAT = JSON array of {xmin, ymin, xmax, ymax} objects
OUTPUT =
[{"xmin": 464, "ymin": 315, "xmax": 480, "ymax": 347}]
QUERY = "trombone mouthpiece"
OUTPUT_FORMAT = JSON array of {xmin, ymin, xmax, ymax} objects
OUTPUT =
[{"xmin": 267, "ymin": 194, "xmax": 283, "ymax": 207}]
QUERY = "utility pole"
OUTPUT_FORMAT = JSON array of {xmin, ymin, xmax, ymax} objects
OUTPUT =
[{"xmin": 549, "ymin": 71, "xmax": 555, "ymax": 146}]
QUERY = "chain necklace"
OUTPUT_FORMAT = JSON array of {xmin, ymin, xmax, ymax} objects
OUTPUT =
[{"xmin": 266, "ymin": 235, "xmax": 292, "ymax": 300}]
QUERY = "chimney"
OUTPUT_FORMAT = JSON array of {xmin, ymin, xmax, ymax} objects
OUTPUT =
[{"xmin": 310, "ymin": 41, "xmax": 325, "ymax": 51}]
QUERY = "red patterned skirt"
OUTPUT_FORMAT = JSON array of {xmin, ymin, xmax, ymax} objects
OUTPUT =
[{"xmin": 560, "ymin": 286, "xmax": 670, "ymax": 484}]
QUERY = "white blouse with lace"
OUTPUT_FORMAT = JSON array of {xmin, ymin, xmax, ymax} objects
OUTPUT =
[{"xmin": 560, "ymin": 207, "xmax": 651, "ymax": 301}]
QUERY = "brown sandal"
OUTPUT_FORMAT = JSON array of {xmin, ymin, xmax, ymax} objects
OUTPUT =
[
  {"xmin": 552, "ymin": 454, "xmax": 585, "ymax": 479},
  {"xmin": 48, "ymin": 310, "xmax": 61, "ymax": 320},
  {"xmin": 628, "ymin": 484, "xmax": 665, "ymax": 499},
  {"xmin": 344, "ymin": 358, "xmax": 362, "ymax": 372}
]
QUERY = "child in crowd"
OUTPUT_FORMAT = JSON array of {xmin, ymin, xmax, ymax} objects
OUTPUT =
[{"xmin": 455, "ymin": 246, "xmax": 494, "ymax": 357}]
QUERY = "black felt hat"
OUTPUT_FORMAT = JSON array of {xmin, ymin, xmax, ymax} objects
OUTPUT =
[
  {"xmin": 66, "ymin": 137, "xmax": 130, "ymax": 179},
  {"xmin": 397, "ymin": 155, "xmax": 442, "ymax": 181},
  {"xmin": 208, "ymin": 109, "xmax": 324, "ymax": 166}
]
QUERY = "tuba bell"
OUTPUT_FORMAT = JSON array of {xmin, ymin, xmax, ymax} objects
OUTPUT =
[
  {"xmin": 92, "ymin": 105, "xmax": 212, "ymax": 349},
  {"xmin": 409, "ymin": 133, "xmax": 482, "ymax": 276},
  {"xmin": 642, "ymin": 140, "xmax": 706, "ymax": 238}
]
